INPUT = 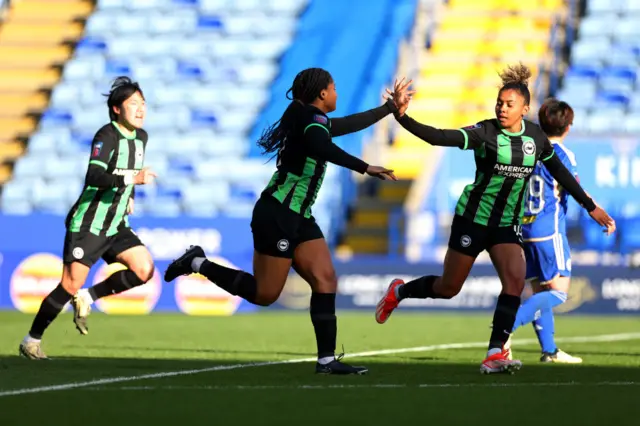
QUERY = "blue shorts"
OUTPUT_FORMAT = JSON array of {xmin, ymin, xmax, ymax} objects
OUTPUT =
[{"xmin": 524, "ymin": 233, "xmax": 571, "ymax": 284}]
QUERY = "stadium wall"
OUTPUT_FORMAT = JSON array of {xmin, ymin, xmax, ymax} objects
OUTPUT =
[{"xmin": 1, "ymin": 214, "xmax": 639, "ymax": 316}]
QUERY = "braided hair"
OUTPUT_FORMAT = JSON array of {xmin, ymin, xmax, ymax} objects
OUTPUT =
[
  {"xmin": 103, "ymin": 76, "xmax": 144, "ymax": 121},
  {"xmin": 498, "ymin": 62, "xmax": 532, "ymax": 106},
  {"xmin": 257, "ymin": 68, "xmax": 333, "ymax": 158}
]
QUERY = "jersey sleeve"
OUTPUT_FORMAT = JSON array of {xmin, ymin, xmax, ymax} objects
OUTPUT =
[
  {"xmin": 330, "ymin": 100, "xmax": 397, "ymax": 137},
  {"xmin": 542, "ymin": 152, "xmax": 595, "ymax": 212},
  {"xmin": 457, "ymin": 121, "xmax": 489, "ymax": 150},
  {"xmin": 84, "ymin": 127, "xmax": 127, "ymax": 188},
  {"xmin": 396, "ymin": 114, "xmax": 469, "ymax": 149},
  {"xmin": 539, "ymin": 136, "xmax": 556, "ymax": 162},
  {"xmin": 304, "ymin": 116, "xmax": 369, "ymax": 174}
]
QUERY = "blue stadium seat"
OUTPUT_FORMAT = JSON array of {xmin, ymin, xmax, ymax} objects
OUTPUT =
[
  {"xmin": 614, "ymin": 17, "xmax": 640, "ymax": 41},
  {"xmin": 145, "ymin": 198, "xmax": 182, "ymax": 217},
  {"xmin": 587, "ymin": 107, "xmax": 626, "ymax": 133},
  {"xmin": 579, "ymin": 15, "xmax": 616, "ymax": 39},
  {"xmin": 570, "ymin": 38, "xmax": 609, "ymax": 66},
  {"xmin": 605, "ymin": 44, "xmax": 639, "ymax": 67},
  {"xmin": 587, "ymin": 0, "xmax": 625, "ymax": 14}
]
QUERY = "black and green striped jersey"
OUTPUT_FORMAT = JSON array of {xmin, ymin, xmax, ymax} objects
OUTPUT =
[
  {"xmin": 65, "ymin": 122, "xmax": 147, "ymax": 236},
  {"xmin": 454, "ymin": 119, "xmax": 554, "ymax": 226},
  {"xmin": 396, "ymin": 114, "xmax": 558, "ymax": 227},
  {"xmin": 396, "ymin": 113, "xmax": 597, "ymax": 226},
  {"xmin": 262, "ymin": 101, "xmax": 396, "ymax": 218}
]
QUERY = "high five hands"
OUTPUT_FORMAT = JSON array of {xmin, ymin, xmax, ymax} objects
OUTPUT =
[{"xmin": 385, "ymin": 78, "xmax": 416, "ymax": 117}]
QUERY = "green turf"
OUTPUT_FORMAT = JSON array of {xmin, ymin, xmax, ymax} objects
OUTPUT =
[{"xmin": 0, "ymin": 311, "xmax": 639, "ymax": 425}]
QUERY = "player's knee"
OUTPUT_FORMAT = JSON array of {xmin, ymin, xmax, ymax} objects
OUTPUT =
[
  {"xmin": 132, "ymin": 261, "xmax": 155, "ymax": 283},
  {"xmin": 501, "ymin": 274, "xmax": 525, "ymax": 296},
  {"xmin": 254, "ymin": 288, "xmax": 281, "ymax": 306},
  {"xmin": 61, "ymin": 279, "xmax": 83, "ymax": 294},
  {"xmin": 438, "ymin": 283, "xmax": 461, "ymax": 299},
  {"xmin": 312, "ymin": 268, "xmax": 337, "ymax": 293}
]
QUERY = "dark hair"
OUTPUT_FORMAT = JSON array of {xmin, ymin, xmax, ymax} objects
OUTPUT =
[
  {"xmin": 498, "ymin": 62, "xmax": 532, "ymax": 106},
  {"xmin": 103, "ymin": 76, "xmax": 144, "ymax": 121},
  {"xmin": 538, "ymin": 98, "xmax": 574, "ymax": 137},
  {"xmin": 257, "ymin": 68, "xmax": 333, "ymax": 158}
]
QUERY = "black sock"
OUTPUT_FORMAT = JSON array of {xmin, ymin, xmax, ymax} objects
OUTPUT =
[
  {"xmin": 200, "ymin": 260, "xmax": 257, "ymax": 304},
  {"xmin": 310, "ymin": 293, "xmax": 336, "ymax": 359},
  {"xmin": 29, "ymin": 284, "xmax": 72, "ymax": 339},
  {"xmin": 489, "ymin": 294, "xmax": 521, "ymax": 350},
  {"xmin": 398, "ymin": 275, "xmax": 441, "ymax": 300},
  {"xmin": 88, "ymin": 270, "xmax": 144, "ymax": 301}
]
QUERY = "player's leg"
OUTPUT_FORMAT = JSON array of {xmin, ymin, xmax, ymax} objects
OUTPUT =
[
  {"xmin": 19, "ymin": 232, "xmax": 100, "ymax": 359},
  {"xmin": 292, "ymin": 221, "xmax": 366, "ymax": 375},
  {"xmin": 510, "ymin": 235, "xmax": 581, "ymax": 362},
  {"xmin": 481, "ymin": 225, "xmax": 527, "ymax": 374},
  {"xmin": 163, "ymin": 196, "xmax": 293, "ymax": 306},
  {"xmin": 533, "ymin": 283, "xmax": 581, "ymax": 363},
  {"xmin": 375, "ymin": 214, "xmax": 481, "ymax": 324},
  {"xmin": 511, "ymin": 239, "xmax": 566, "ymax": 332},
  {"xmin": 71, "ymin": 229, "xmax": 153, "ymax": 335}
]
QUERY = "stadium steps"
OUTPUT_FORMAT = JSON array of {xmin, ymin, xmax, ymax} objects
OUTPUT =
[
  {"xmin": 338, "ymin": 179, "xmax": 412, "ymax": 254},
  {"xmin": 0, "ymin": 0, "xmax": 93, "ymax": 185}
]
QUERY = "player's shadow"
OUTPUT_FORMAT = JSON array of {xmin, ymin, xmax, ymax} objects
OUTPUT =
[
  {"xmin": 75, "ymin": 344, "xmax": 310, "ymax": 357},
  {"xmin": 1, "ymin": 355, "xmax": 639, "ymax": 426}
]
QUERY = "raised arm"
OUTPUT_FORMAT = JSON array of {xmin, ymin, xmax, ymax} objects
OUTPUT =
[
  {"xmin": 330, "ymin": 99, "xmax": 398, "ymax": 137},
  {"xmin": 395, "ymin": 114, "xmax": 486, "ymax": 151}
]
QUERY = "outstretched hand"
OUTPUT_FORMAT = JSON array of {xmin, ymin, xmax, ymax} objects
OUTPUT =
[
  {"xmin": 384, "ymin": 77, "xmax": 415, "ymax": 116},
  {"xmin": 366, "ymin": 165, "xmax": 398, "ymax": 181},
  {"xmin": 589, "ymin": 205, "xmax": 616, "ymax": 235}
]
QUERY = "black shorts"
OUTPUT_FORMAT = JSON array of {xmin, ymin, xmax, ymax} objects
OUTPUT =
[
  {"xmin": 250, "ymin": 195, "xmax": 324, "ymax": 258},
  {"xmin": 448, "ymin": 214, "xmax": 523, "ymax": 258},
  {"xmin": 63, "ymin": 227, "xmax": 144, "ymax": 267}
]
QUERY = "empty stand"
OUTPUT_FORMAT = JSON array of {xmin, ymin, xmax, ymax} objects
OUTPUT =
[
  {"xmin": 0, "ymin": 0, "xmax": 92, "ymax": 188},
  {"xmin": 1, "ymin": 0, "xmax": 324, "ymax": 220}
]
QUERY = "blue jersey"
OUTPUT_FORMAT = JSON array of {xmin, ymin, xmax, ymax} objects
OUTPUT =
[{"xmin": 522, "ymin": 141, "xmax": 578, "ymax": 240}]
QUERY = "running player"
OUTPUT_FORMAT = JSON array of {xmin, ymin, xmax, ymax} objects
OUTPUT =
[
  {"xmin": 19, "ymin": 77, "xmax": 158, "ymax": 359},
  {"xmin": 375, "ymin": 64, "xmax": 615, "ymax": 374},
  {"xmin": 164, "ymin": 68, "xmax": 408, "ymax": 375},
  {"xmin": 505, "ymin": 98, "xmax": 588, "ymax": 364}
]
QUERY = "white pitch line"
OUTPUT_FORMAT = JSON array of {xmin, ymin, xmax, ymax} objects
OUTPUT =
[
  {"xmin": 81, "ymin": 381, "xmax": 640, "ymax": 391},
  {"xmin": 1, "ymin": 332, "xmax": 639, "ymax": 398}
]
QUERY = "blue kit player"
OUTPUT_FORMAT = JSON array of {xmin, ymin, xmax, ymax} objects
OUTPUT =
[{"xmin": 505, "ymin": 98, "xmax": 615, "ymax": 363}]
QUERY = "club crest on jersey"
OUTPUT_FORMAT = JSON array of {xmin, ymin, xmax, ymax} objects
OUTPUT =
[
  {"xmin": 522, "ymin": 140, "xmax": 536, "ymax": 156},
  {"xmin": 313, "ymin": 114, "xmax": 328, "ymax": 125},
  {"xmin": 91, "ymin": 142, "xmax": 103, "ymax": 158},
  {"xmin": 462, "ymin": 123, "xmax": 482, "ymax": 130}
]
